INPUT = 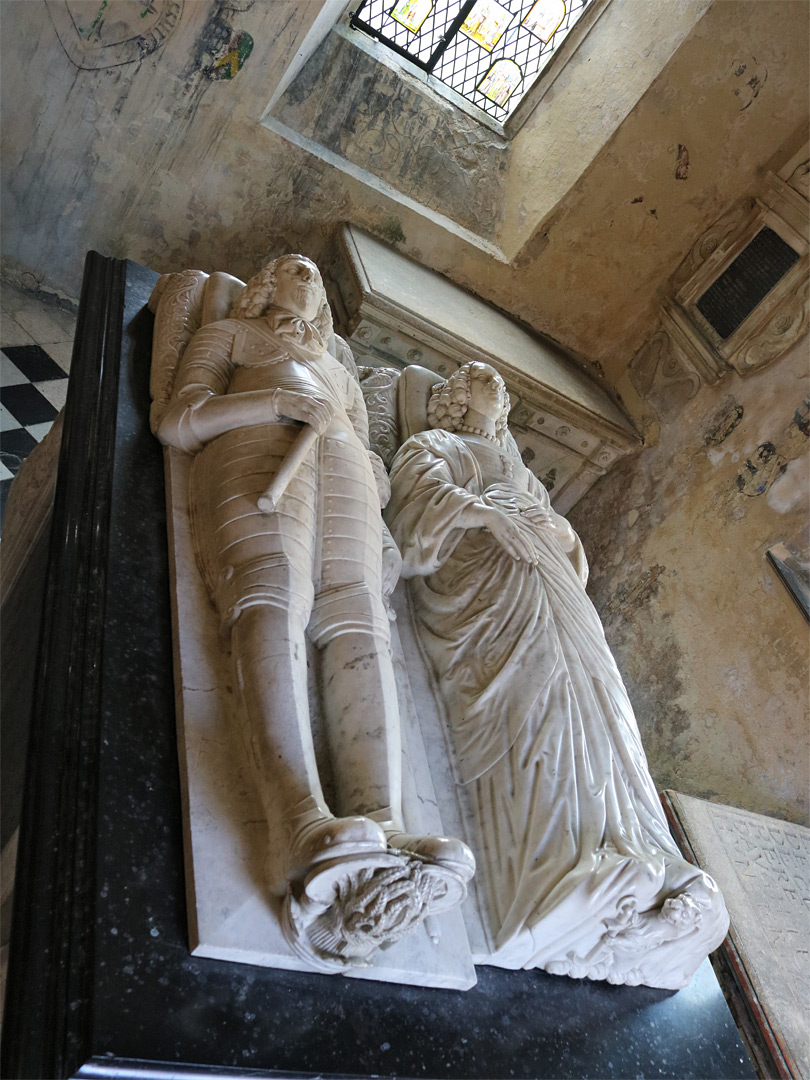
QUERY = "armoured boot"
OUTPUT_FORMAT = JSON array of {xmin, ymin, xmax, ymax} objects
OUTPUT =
[
  {"xmin": 367, "ymin": 811, "xmax": 476, "ymax": 882},
  {"xmin": 285, "ymin": 797, "xmax": 388, "ymax": 880}
]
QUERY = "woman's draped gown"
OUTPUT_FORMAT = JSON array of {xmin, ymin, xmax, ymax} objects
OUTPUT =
[{"xmin": 386, "ymin": 429, "xmax": 728, "ymax": 989}]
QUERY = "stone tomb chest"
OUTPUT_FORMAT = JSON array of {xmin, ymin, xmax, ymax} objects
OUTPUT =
[{"xmin": 326, "ymin": 226, "xmax": 641, "ymax": 513}]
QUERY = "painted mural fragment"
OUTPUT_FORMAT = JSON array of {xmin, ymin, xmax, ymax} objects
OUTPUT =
[
  {"xmin": 731, "ymin": 56, "xmax": 768, "ymax": 111},
  {"xmin": 675, "ymin": 144, "xmax": 690, "ymax": 181},
  {"xmin": 45, "ymin": 0, "xmax": 183, "ymax": 69},
  {"xmin": 702, "ymin": 396, "xmax": 744, "ymax": 447},
  {"xmin": 207, "ymin": 29, "xmax": 253, "ymax": 79},
  {"xmin": 792, "ymin": 397, "xmax": 810, "ymax": 438},
  {"xmin": 735, "ymin": 441, "xmax": 787, "ymax": 497}
]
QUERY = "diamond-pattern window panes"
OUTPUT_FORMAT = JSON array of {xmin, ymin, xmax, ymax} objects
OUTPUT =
[{"xmin": 351, "ymin": 0, "xmax": 590, "ymax": 121}]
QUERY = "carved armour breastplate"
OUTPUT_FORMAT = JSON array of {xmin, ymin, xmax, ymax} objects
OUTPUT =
[{"xmin": 226, "ymin": 322, "xmax": 356, "ymax": 432}]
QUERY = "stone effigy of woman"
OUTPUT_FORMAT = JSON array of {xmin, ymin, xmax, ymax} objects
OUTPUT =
[
  {"xmin": 385, "ymin": 361, "xmax": 729, "ymax": 990},
  {"xmin": 150, "ymin": 255, "xmax": 474, "ymax": 972}
]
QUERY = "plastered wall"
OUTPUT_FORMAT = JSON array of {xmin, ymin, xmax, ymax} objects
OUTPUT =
[
  {"xmin": 569, "ymin": 338, "xmax": 810, "ymax": 825},
  {"xmin": 2, "ymin": 0, "xmax": 807, "ymax": 398}
]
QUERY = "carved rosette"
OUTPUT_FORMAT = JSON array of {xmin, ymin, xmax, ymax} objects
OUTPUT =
[
  {"xmin": 671, "ymin": 198, "xmax": 757, "ymax": 291},
  {"xmin": 735, "ymin": 276, "xmax": 810, "ymax": 375},
  {"xmin": 282, "ymin": 851, "xmax": 468, "ymax": 972},
  {"xmin": 628, "ymin": 328, "xmax": 701, "ymax": 420}
]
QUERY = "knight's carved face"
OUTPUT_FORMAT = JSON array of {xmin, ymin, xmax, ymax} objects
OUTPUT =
[{"xmin": 272, "ymin": 256, "xmax": 324, "ymax": 322}]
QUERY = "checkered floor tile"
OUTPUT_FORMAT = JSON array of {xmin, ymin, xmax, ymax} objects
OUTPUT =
[{"xmin": 0, "ymin": 344, "xmax": 71, "ymax": 525}]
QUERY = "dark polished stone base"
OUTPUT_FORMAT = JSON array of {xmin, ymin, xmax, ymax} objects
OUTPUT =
[{"xmin": 1, "ymin": 253, "xmax": 756, "ymax": 1080}]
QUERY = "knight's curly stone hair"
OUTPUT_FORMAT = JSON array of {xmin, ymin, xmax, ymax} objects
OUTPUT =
[
  {"xmin": 229, "ymin": 254, "xmax": 333, "ymax": 339},
  {"xmin": 427, "ymin": 362, "xmax": 510, "ymax": 442}
]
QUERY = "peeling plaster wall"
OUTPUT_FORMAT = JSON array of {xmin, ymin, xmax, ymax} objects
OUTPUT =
[
  {"xmin": 0, "ymin": 0, "xmax": 428, "ymax": 298},
  {"xmin": 511, "ymin": 0, "xmax": 810, "ymax": 387},
  {"xmin": 498, "ymin": 0, "xmax": 711, "ymax": 259},
  {"xmin": 569, "ymin": 340, "xmax": 810, "ymax": 825},
  {"xmin": 2, "ymin": 0, "xmax": 807, "ymax": 402}
]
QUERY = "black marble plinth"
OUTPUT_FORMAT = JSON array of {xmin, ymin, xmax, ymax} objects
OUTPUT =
[{"xmin": 1, "ymin": 253, "xmax": 757, "ymax": 1080}]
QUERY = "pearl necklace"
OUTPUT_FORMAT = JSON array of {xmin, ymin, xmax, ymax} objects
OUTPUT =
[{"xmin": 457, "ymin": 423, "xmax": 498, "ymax": 443}]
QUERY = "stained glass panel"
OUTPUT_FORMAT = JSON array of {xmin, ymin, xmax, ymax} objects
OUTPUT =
[
  {"xmin": 351, "ymin": 0, "xmax": 591, "ymax": 121},
  {"xmin": 460, "ymin": 0, "xmax": 514, "ymax": 52},
  {"xmin": 478, "ymin": 58, "xmax": 522, "ymax": 104},
  {"xmin": 522, "ymin": 0, "xmax": 565, "ymax": 42},
  {"xmin": 390, "ymin": 0, "xmax": 434, "ymax": 33}
]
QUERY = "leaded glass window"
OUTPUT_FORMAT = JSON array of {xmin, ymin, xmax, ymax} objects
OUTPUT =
[{"xmin": 351, "ymin": 0, "xmax": 591, "ymax": 121}]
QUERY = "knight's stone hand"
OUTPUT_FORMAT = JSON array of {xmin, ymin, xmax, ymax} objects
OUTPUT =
[{"xmin": 274, "ymin": 389, "xmax": 333, "ymax": 434}]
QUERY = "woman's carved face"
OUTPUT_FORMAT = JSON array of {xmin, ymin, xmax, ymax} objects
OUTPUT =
[
  {"xmin": 467, "ymin": 362, "xmax": 508, "ymax": 421},
  {"xmin": 272, "ymin": 256, "xmax": 324, "ymax": 322}
]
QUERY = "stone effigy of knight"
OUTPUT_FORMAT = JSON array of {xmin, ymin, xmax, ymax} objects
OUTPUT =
[{"xmin": 150, "ymin": 254, "xmax": 474, "ymax": 970}]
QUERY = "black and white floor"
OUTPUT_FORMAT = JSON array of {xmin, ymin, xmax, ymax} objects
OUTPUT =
[{"xmin": 0, "ymin": 284, "xmax": 75, "ymax": 529}]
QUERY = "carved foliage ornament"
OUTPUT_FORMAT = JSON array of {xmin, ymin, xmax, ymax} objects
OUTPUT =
[
  {"xmin": 671, "ymin": 198, "xmax": 756, "ymax": 292},
  {"xmin": 736, "ymin": 276, "xmax": 810, "ymax": 375}
]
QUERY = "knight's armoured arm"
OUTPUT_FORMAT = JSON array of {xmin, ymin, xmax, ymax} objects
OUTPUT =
[{"xmin": 156, "ymin": 324, "xmax": 332, "ymax": 452}]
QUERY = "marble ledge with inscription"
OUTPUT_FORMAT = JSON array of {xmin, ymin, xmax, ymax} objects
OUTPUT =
[{"xmin": 665, "ymin": 792, "xmax": 809, "ymax": 1080}]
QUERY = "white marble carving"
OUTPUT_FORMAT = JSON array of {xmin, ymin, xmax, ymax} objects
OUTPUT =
[
  {"xmin": 386, "ymin": 362, "xmax": 731, "ymax": 990},
  {"xmin": 149, "ymin": 256, "xmax": 474, "ymax": 980}
]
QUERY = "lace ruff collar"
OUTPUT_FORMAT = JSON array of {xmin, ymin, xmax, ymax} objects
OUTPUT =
[{"xmin": 256, "ymin": 306, "xmax": 327, "ymax": 358}]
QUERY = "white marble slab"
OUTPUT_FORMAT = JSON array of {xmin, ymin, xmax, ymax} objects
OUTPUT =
[{"xmin": 164, "ymin": 448, "xmax": 476, "ymax": 990}]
